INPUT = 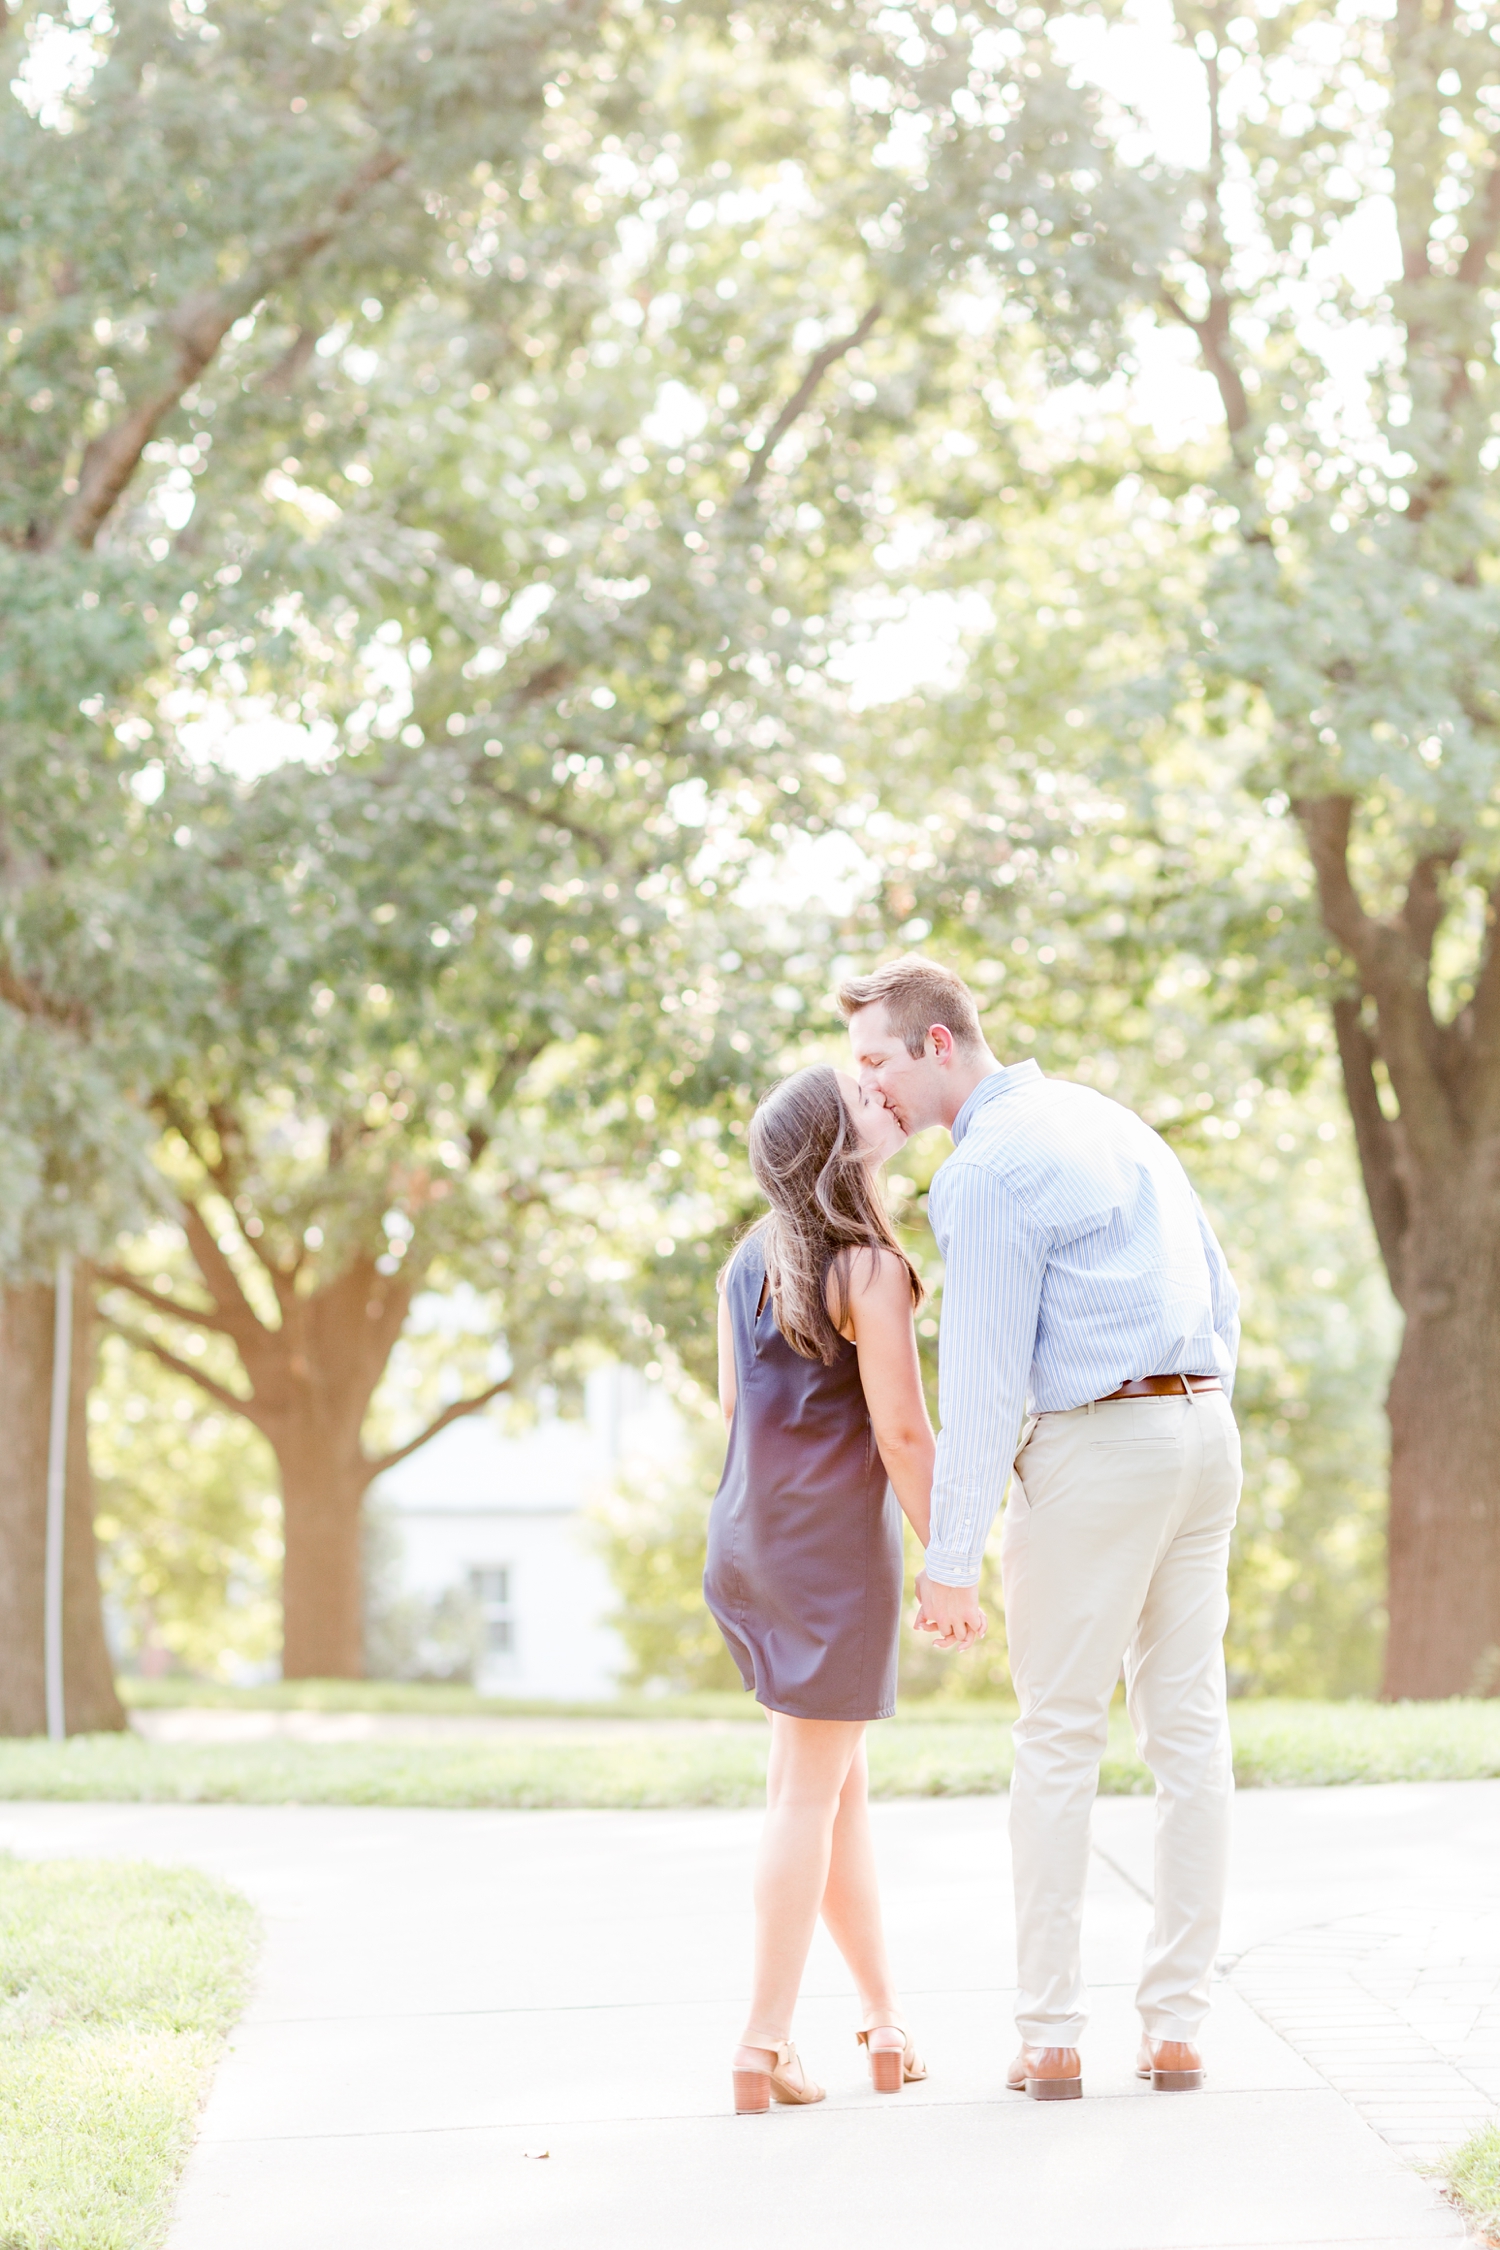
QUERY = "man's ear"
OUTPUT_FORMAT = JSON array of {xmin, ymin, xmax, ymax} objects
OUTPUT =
[{"xmin": 929, "ymin": 1024, "xmax": 955, "ymax": 1064}]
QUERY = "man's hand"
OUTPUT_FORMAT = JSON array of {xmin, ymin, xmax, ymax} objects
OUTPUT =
[{"xmin": 913, "ymin": 1568, "xmax": 987, "ymax": 1652}]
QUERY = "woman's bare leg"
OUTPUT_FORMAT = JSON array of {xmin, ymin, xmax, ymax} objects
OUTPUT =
[
  {"xmin": 818, "ymin": 1738, "xmax": 900, "ymax": 2024},
  {"xmin": 736, "ymin": 1714, "xmax": 865, "ymax": 2056}
]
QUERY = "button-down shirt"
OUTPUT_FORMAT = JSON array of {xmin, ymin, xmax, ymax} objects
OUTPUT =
[{"xmin": 924, "ymin": 1062, "xmax": 1240, "ymax": 1586}]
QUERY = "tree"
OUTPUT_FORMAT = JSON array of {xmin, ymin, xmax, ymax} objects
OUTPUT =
[
  {"xmin": 96, "ymin": 726, "xmax": 832, "ymax": 1676},
  {"xmin": 0, "ymin": 0, "xmax": 619, "ymax": 1717},
  {"xmin": 1070, "ymin": 0, "xmax": 1500, "ymax": 1695},
  {"xmin": 738, "ymin": 0, "xmax": 1500, "ymax": 1696},
  {"xmin": 89, "ymin": 1335, "xmax": 282, "ymax": 1680},
  {"xmin": 54, "ymin": 0, "xmax": 1143, "ymax": 1681},
  {"xmin": 0, "ymin": 563, "xmax": 171, "ymax": 1730},
  {"xmin": 709, "ymin": 294, "xmax": 1399, "ymax": 1695},
  {"xmin": 4, "ymin": 0, "xmax": 1173, "ymax": 1694},
  {"xmin": 0, "ymin": 1278, "xmax": 123, "ymax": 1732}
]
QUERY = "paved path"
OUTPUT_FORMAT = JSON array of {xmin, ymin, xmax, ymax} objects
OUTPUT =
[
  {"xmin": 3, "ymin": 1783, "xmax": 1495, "ymax": 2249},
  {"xmin": 1102, "ymin": 1782, "xmax": 1500, "ymax": 2176}
]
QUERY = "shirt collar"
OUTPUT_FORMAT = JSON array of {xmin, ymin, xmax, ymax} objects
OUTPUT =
[{"xmin": 950, "ymin": 1059, "xmax": 1044, "ymax": 1145}]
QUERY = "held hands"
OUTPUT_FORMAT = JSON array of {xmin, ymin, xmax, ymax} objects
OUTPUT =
[{"xmin": 912, "ymin": 1568, "xmax": 987, "ymax": 1652}]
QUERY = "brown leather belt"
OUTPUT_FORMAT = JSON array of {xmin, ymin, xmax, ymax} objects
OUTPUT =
[{"xmin": 1098, "ymin": 1374, "xmax": 1221, "ymax": 1403}]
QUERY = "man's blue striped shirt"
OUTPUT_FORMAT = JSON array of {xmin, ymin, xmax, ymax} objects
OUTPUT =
[{"xmin": 924, "ymin": 1062, "xmax": 1240, "ymax": 1586}]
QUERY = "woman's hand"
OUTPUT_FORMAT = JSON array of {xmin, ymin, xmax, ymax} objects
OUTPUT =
[{"xmin": 913, "ymin": 1568, "xmax": 987, "ymax": 1652}]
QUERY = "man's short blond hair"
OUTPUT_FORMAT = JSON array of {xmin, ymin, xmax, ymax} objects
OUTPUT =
[{"xmin": 836, "ymin": 954, "xmax": 986, "ymax": 1058}]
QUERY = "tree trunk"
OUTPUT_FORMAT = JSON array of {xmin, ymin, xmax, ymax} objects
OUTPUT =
[
  {"xmin": 278, "ymin": 1435, "xmax": 374, "ymax": 1679},
  {"xmin": 1381, "ymin": 1169, "xmax": 1500, "ymax": 1698},
  {"xmin": 1298, "ymin": 801, "xmax": 1500, "ymax": 1700},
  {"xmin": 103, "ymin": 1182, "xmax": 509, "ymax": 1679},
  {"xmin": 0, "ymin": 1276, "xmax": 125, "ymax": 1734}
]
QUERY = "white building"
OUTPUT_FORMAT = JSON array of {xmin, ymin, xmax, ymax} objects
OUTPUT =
[{"xmin": 370, "ymin": 1365, "xmax": 679, "ymax": 1699}]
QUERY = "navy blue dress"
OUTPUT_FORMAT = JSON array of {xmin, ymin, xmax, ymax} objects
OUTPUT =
[{"xmin": 704, "ymin": 1237, "xmax": 904, "ymax": 1721}]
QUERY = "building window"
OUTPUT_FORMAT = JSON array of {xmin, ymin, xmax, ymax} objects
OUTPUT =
[{"xmin": 470, "ymin": 1566, "xmax": 515, "ymax": 1655}]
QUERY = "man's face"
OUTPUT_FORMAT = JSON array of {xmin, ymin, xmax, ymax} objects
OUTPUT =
[{"xmin": 847, "ymin": 1003, "xmax": 949, "ymax": 1136}]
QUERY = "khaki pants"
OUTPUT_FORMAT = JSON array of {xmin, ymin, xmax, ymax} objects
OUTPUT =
[{"xmin": 1001, "ymin": 1387, "xmax": 1241, "ymax": 2046}]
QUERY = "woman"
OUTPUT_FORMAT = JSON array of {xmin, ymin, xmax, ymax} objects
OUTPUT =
[{"xmin": 704, "ymin": 1063, "xmax": 939, "ymax": 2116}]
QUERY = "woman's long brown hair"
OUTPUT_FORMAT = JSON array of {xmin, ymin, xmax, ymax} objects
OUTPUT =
[{"xmin": 734, "ymin": 1064, "xmax": 923, "ymax": 1363}]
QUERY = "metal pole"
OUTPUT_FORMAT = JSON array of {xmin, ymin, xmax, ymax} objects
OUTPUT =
[{"xmin": 44, "ymin": 1252, "xmax": 73, "ymax": 1743}]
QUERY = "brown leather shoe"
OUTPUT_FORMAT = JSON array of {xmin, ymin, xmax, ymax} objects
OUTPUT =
[
  {"xmin": 1136, "ymin": 2036, "xmax": 1204, "ymax": 2091},
  {"xmin": 1006, "ymin": 2044, "xmax": 1082, "ymax": 2101}
]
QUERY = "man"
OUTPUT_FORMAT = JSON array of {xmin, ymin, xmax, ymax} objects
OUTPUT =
[{"xmin": 840, "ymin": 955, "xmax": 1241, "ymax": 2104}]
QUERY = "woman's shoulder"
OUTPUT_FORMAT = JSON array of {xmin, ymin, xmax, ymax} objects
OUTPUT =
[
  {"xmin": 831, "ymin": 1241, "xmax": 913, "ymax": 1310},
  {"xmin": 825, "ymin": 1242, "xmax": 913, "ymax": 1346}
]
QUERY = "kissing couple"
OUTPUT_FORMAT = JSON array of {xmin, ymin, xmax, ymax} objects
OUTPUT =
[{"xmin": 703, "ymin": 954, "xmax": 1241, "ymax": 2112}]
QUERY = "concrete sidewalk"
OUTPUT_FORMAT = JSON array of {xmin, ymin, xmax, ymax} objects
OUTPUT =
[{"xmin": 3, "ymin": 1783, "xmax": 1495, "ymax": 2249}]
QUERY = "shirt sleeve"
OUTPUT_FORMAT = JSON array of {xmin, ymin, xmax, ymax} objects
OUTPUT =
[
  {"xmin": 1194, "ymin": 1197, "xmax": 1241, "ymax": 1399},
  {"xmin": 926, "ymin": 1161, "xmax": 1048, "ymax": 1587}
]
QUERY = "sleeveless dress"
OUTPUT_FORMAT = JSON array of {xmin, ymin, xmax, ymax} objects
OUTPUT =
[{"xmin": 703, "ymin": 1237, "xmax": 904, "ymax": 1721}]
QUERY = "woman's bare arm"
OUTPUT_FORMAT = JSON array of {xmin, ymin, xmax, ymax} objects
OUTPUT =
[
  {"xmin": 838, "ymin": 1249, "xmax": 933, "ymax": 1546},
  {"xmin": 717, "ymin": 1285, "xmax": 737, "ymax": 1430}
]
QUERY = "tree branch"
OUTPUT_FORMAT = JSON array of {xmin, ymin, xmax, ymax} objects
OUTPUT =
[
  {"xmin": 49, "ymin": 147, "xmax": 403, "ymax": 549},
  {"xmin": 1202, "ymin": 34, "xmax": 1224, "ymax": 178},
  {"xmin": 1399, "ymin": 850, "xmax": 1457, "ymax": 969},
  {"xmin": 1157, "ymin": 286, "xmax": 1251, "ymax": 439},
  {"xmin": 1157, "ymin": 16, "xmax": 1254, "ymax": 452},
  {"xmin": 511, "ymin": 658, "xmax": 572, "ymax": 705},
  {"xmin": 261, "ymin": 324, "xmax": 321, "ymax": 395},
  {"xmin": 205, "ymin": 1102, "xmax": 246, "ymax": 1191},
  {"xmin": 471, "ymin": 772, "xmax": 614, "ymax": 862},
  {"xmin": 95, "ymin": 1265, "xmax": 240, "ymax": 1335},
  {"xmin": 1469, "ymin": 875, "xmax": 1500, "ymax": 1023},
  {"xmin": 178, "ymin": 1197, "xmax": 273, "ymax": 1342},
  {"xmin": 0, "ymin": 957, "xmax": 89, "ymax": 1030},
  {"xmin": 156, "ymin": 1092, "xmax": 232, "ymax": 1189},
  {"xmin": 1330, "ymin": 997, "xmax": 1408, "ymax": 1300},
  {"xmin": 1195, "ymin": 290, "xmax": 1252, "ymax": 439},
  {"xmin": 102, "ymin": 1317, "xmax": 263, "ymax": 1422},
  {"xmin": 226, "ymin": 1197, "xmax": 300, "ymax": 1304},
  {"xmin": 365, "ymin": 1378, "xmax": 511, "ymax": 1477},
  {"xmin": 1462, "ymin": 877, "xmax": 1500, "ymax": 1125},
  {"xmin": 1292, "ymin": 795, "xmax": 1372, "ymax": 958},
  {"xmin": 1295, "ymin": 794, "xmax": 1459, "ymax": 1167},
  {"xmin": 736, "ymin": 302, "xmax": 883, "ymax": 498},
  {"xmin": 466, "ymin": 1036, "xmax": 551, "ymax": 1164},
  {"xmin": 1391, "ymin": 0, "xmax": 1438, "ymax": 286},
  {"xmin": 175, "ymin": 1098, "xmax": 298, "ymax": 1304},
  {"xmin": 1457, "ymin": 137, "xmax": 1500, "ymax": 285}
]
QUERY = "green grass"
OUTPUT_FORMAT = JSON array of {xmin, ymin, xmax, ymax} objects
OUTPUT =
[
  {"xmin": 0, "ymin": 1731, "xmax": 772, "ymax": 1810},
  {"xmin": 1228, "ymin": 1698, "xmax": 1500, "ymax": 1786},
  {"xmin": 117, "ymin": 1677, "xmax": 759, "ymax": 1721},
  {"xmin": 3, "ymin": 1699, "xmax": 1498, "ymax": 1810},
  {"xmin": 0, "ymin": 1857, "xmax": 258, "ymax": 2250},
  {"xmin": 1445, "ymin": 2122, "xmax": 1500, "ymax": 2244}
]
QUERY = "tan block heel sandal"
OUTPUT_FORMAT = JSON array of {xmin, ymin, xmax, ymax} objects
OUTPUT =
[
  {"xmin": 856, "ymin": 2016, "xmax": 928, "ymax": 2094},
  {"xmin": 731, "ymin": 2041, "xmax": 826, "ymax": 2114}
]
